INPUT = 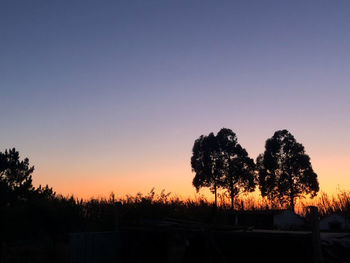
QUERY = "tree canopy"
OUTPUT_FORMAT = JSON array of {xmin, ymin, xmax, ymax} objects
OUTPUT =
[
  {"xmin": 191, "ymin": 132, "xmax": 223, "ymax": 207},
  {"xmin": 216, "ymin": 128, "xmax": 255, "ymax": 209},
  {"xmin": 0, "ymin": 148, "xmax": 54, "ymax": 206},
  {"xmin": 256, "ymin": 130, "xmax": 319, "ymax": 211},
  {"xmin": 191, "ymin": 128, "xmax": 256, "ymax": 208}
]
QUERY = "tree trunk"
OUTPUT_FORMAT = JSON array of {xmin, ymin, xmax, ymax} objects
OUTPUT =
[
  {"xmin": 289, "ymin": 173, "xmax": 295, "ymax": 212},
  {"xmin": 230, "ymin": 178, "xmax": 234, "ymax": 210},
  {"xmin": 214, "ymin": 182, "xmax": 217, "ymax": 208},
  {"xmin": 290, "ymin": 192, "xmax": 295, "ymax": 212},
  {"xmin": 231, "ymin": 193, "xmax": 234, "ymax": 210}
]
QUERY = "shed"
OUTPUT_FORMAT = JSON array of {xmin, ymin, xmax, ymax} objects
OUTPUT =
[
  {"xmin": 233, "ymin": 211, "xmax": 274, "ymax": 229},
  {"xmin": 273, "ymin": 210, "xmax": 304, "ymax": 229},
  {"xmin": 320, "ymin": 214, "xmax": 348, "ymax": 231}
]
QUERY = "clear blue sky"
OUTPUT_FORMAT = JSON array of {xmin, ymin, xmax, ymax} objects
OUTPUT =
[{"xmin": 1, "ymin": 1, "xmax": 349, "ymax": 197}]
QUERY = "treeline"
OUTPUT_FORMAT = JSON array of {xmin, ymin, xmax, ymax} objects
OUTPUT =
[{"xmin": 191, "ymin": 129, "xmax": 319, "ymax": 211}]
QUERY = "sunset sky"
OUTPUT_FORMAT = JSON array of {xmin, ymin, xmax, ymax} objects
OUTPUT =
[{"xmin": 1, "ymin": 1, "xmax": 349, "ymax": 199}]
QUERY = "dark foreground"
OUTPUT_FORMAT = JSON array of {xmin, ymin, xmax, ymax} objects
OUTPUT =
[{"xmin": 2, "ymin": 220, "xmax": 350, "ymax": 263}]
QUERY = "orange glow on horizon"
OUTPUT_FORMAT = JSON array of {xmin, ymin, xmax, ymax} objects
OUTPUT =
[
  {"xmin": 33, "ymin": 153, "xmax": 349, "ymax": 200},
  {"xmin": 31, "ymin": 133, "xmax": 349, "ymax": 201}
]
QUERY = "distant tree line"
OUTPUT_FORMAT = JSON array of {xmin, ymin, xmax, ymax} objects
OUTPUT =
[{"xmin": 191, "ymin": 129, "xmax": 319, "ymax": 211}]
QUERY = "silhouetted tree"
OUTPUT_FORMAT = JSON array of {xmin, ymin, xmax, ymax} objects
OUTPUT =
[
  {"xmin": 0, "ymin": 148, "xmax": 35, "ymax": 205},
  {"xmin": 191, "ymin": 132, "xmax": 224, "ymax": 208},
  {"xmin": 216, "ymin": 129, "xmax": 256, "ymax": 209},
  {"xmin": 257, "ymin": 130, "xmax": 319, "ymax": 211},
  {"xmin": 191, "ymin": 128, "xmax": 256, "ymax": 208},
  {"xmin": 0, "ymin": 148, "xmax": 54, "ymax": 206}
]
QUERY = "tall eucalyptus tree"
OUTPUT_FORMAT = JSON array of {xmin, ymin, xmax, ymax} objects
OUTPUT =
[
  {"xmin": 191, "ymin": 128, "xmax": 256, "ymax": 209},
  {"xmin": 257, "ymin": 130, "xmax": 319, "ymax": 211}
]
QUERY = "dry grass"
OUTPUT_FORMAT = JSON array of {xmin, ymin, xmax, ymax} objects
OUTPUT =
[
  {"xmin": 3, "ymin": 189, "xmax": 350, "ymax": 240},
  {"xmin": 77, "ymin": 188, "xmax": 350, "ymax": 220}
]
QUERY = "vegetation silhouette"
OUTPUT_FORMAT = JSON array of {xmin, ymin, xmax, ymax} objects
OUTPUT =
[
  {"xmin": 256, "ymin": 130, "xmax": 319, "ymax": 211},
  {"xmin": 0, "ymin": 148, "xmax": 55, "ymax": 206},
  {"xmin": 191, "ymin": 128, "xmax": 255, "ymax": 209},
  {"xmin": 191, "ymin": 128, "xmax": 320, "ymax": 212},
  {"xmin": 0, "ymin": 135, "xmax": 346, "ymax": 262},
  {"xmin": 191, "ymin": 132, "xmax": 222, "ymax": 208},
  {"xmin": 217, "ymin": 129, "xmax": 255, "ymax": 210}
]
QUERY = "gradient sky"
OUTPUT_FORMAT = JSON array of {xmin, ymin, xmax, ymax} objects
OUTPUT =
[{"xmin": 1, "ymin": 1, "xmax": 349, "ymax": 199}]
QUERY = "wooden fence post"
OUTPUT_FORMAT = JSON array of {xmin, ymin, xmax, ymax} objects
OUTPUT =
[{"xmin": 308, "ymin": 206, "xmax": 323, "ymax": 263}]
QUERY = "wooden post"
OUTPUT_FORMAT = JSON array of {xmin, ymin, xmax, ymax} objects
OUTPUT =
[
  {"xmin": 114, "ymin": 201, "xmax": 121, "ymax": 231},
  {"xmin": 308, "ymin": 206, "xmax": 323, "ymax": 263}
]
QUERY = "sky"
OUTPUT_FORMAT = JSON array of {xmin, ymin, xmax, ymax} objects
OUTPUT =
[{"xmin": 1, "ymin": 1, "xmax": 349, "ymax": 199}]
